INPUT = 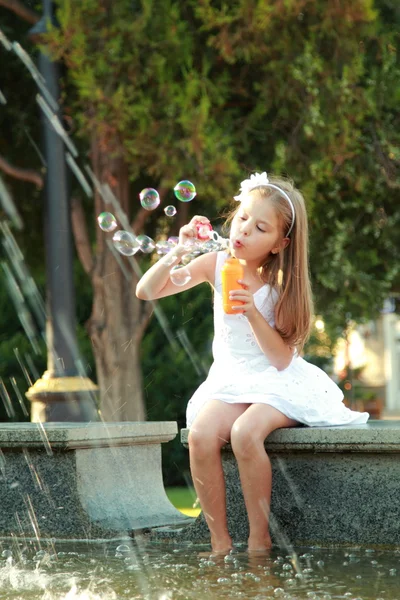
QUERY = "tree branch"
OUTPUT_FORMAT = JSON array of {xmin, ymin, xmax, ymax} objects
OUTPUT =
[
  {"xmin": 134, "ymin": 300, "xmax": 154, "ymax": 343},
  {"xmin": 0, "ymin": 154, "xmax": 43, "ymax": 187},
  {"xmin": 71, "ymin": 196, "xmax": 94, "ymax": 276},
  {"xmin": 131, "ymin": 206, "xmax": 148, "ymax": 233},
  {"xmin": 0, "ymin": 0, "xmax": 40, "ymax": 24}
]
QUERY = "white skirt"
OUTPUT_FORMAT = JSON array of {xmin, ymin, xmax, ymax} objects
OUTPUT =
[{"xmin": 186, "ymin": 355, "xmax": 369, "ymax": 428}]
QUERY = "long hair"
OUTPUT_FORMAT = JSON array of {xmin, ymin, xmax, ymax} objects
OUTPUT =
[{"xmin": 223, "ymin": 175, "xmax": 314, "ymax": 353}]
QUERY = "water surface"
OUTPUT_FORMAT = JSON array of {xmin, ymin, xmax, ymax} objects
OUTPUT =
[{"xmin": 0, "ymin": 540, "xmax": 399, "ymax": 599}]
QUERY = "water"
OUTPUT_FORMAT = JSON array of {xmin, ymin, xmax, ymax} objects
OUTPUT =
[{"xmin": 0, "ymin": 540, "xmax": 399, "ymax": 600}]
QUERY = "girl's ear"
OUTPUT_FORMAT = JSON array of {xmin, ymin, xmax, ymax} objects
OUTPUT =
[{"xmin": 272, "ymin": 238, "xmax": 290, "ymax": 254}]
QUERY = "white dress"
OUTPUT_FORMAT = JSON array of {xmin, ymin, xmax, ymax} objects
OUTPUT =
[{"xmin": 186, "ymin": 251, "xmax": 369, "ymax": 428}]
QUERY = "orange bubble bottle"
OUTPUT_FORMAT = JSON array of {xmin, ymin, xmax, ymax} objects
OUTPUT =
[{"xmin": 221, "ymin": 257, "xmax": 244, "ymax": 314}]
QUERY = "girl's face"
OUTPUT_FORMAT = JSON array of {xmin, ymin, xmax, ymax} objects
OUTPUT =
[{"xmin": 229, "ymin": 192, "xmax": 287, "ymax": 264}]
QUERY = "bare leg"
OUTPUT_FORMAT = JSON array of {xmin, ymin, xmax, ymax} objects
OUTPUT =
[
  {"xmin": 188, "ymin": 400, "xmax": 249, "ymax": 552},
  {"xmin": 230, "ymin": 404, "xmax": 298, "ymax": 552}
]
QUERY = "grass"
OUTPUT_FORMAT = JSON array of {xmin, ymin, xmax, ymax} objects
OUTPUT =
[{"xmin": 165, "ymin": 486, "xmax": 201, "ymax": 518}]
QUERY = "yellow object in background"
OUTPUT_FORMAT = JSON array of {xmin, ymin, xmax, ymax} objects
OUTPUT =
[{"xmin": 166, "ymin": 487, "xmax": 201, "ymax": 518}]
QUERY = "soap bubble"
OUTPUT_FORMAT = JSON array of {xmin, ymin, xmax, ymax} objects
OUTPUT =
[
  {"xmin": 200, "ymin": 239, "xmax": 220, "ymax": 253},
  {"xmin": 164, "ymin": 205, "xmax": 177, "ymax": 217},
  {"xmin": 112, "ymin": 231, "xmax": 140, "ymax": 256},
  {"xmin": 174, "ymin": 180, "xmax": 196, "ymax": 202},
  {"xmin": 168, "ymin": 236, "xmax": 179, "ymax": 246},
  {"xmin": 139, "ymin": 188, "xmax": 160, "ymax": 211},
  {"xmin": 156, "ymin": 240, "xmax": 173, "ymax": 255},
  {"xmin": 137, "ymin": 234, "xmax": 156, "ymax": 253},
  {"xmin": 180, "ymin": 254, "xmax": 192, "ymax": 266},
  {"xmin": 98, "ymin": 212, "xmax": 117, "ymax": 232},
  {"xmin": 170, "ymin": 265, "xmax": 191, "ymax": 286}
]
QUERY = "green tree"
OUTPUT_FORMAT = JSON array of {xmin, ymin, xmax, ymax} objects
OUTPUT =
[{"xmin": 0, "ymin": 0, "xmax": 399, "ymax": 426}]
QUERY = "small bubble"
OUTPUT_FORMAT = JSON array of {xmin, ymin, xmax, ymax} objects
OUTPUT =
[
  {"xmin": 139, "ymin": 188, "xmax": 160, "ymax": 211},
  {"xmin": 112, "ymin": 230, "xmax": 140, "ymax": 256},
  {"xmin": 174, "ymin": 180, "xmax": 196, "ymax": 202},
  {"xmin": 164, "ymin": 205, "xmax": 177, "ymax": 217},
  {"xmin": 170, "ymin": 265, "xmax": 191, "ymax": 286},
  {"xmin": 97, "ymin": 211, "xmax": 117, "ymax": 232},
  {"xmin": 136, "ymin": 234, "xmax": 156, "ymax": 254},
  {"xmin": 156, "ymin": 241, "xmax": 173, "ymax": 255}
]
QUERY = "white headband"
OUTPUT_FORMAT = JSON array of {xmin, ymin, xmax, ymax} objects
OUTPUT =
[{"xmin": 233, "ymin": 171, "xmax": 295, "ymax": 237}]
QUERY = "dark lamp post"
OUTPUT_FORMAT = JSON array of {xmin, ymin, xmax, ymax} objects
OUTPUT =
[{"xmin": 25, "ymin": 1, "xmax": 99, "ymax": 422}]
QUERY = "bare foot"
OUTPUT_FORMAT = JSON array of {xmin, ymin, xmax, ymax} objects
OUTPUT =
[
  {"xmin": 198, "ymin": 548, "xmax": 232, "ymax": 559},
  {"xmin": 210, "ymin": 534, "xmax": 233, "ymax": 554},
  {"xmin": 247, "ymin": 535, "xmax": 272, "ymax": 554}
]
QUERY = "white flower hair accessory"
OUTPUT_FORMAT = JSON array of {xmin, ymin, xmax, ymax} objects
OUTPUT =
[
  {"xmin": 233, "ymin": 171, "xmax": 296, "ymax": 237},
  {"xmin": 233, "ymin": 172, "xmax": 270, "ymax": 200}
]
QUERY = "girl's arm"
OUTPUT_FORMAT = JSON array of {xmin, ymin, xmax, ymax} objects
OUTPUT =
[
  {"xmin": 136, "ymin": 215, "xmax": 216, "ymax": 300},
  {"xmin": 229, "ymin": 285, "xmax": 294, "ymax": 370},
  {"xmin": 136, "ymin": 249, "xmax": 216, "ymax": 300},
  {"xmin": 247, "ymin": 311, "xmax": 294, "ymax": 371}
]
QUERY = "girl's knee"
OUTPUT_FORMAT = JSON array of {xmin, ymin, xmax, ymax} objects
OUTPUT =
[
  {"xmin": 188, "ymin": 428, "xmax": 224, "ymax": 457},
  {"xmin": 230, "ymin": 422, "xmax": 264, "ymax": 459}
]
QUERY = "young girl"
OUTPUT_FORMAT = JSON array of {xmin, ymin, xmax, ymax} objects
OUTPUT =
[{"xmin": 136, "ymin": 172, "xmax": 369, "ymax": 555}]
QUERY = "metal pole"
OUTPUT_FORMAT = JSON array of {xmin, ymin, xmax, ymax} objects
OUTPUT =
[{"xmin": 26, "ymin": 2, "xmax": 99, "ymax": 421}]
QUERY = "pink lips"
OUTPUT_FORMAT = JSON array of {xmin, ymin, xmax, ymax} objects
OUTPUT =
[{"xmin": 233, "ymin": 239, "xmax": 244, "ymax": 249}]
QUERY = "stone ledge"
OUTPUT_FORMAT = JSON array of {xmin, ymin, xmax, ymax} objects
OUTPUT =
[
  {"xmin": 0, "ymin": 422, "xmax": 188, "ymax": 539},
  {"xmin": 0, "ymin": 422, "xmax": 178, "ymax": 449},
  {"xmin": 181, "ymin": 420, "xmax": 400, "ymax": 452}
]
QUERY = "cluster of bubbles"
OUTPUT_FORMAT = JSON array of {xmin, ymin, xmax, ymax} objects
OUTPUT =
[
  {"xmin": 139, "ymin": 180, "xmax": 196, "ymax": 213},
  {"xmin": 97, "ymin": 180, "xmax": 229, "ymax": 288}
]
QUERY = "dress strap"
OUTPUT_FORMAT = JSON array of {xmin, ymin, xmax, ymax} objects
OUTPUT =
[{"xmin": 214, "ymin": 251, "xmax": 229, "ymax": 291}]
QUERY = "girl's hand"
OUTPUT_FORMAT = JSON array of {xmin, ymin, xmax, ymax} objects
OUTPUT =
[
  {"xmin": 179, "ymin": 215, "xmax": 211, "ymax": 246},
  {"xmin": 229, "ymin": 280, "xmax": 258, "ymax": 319}
]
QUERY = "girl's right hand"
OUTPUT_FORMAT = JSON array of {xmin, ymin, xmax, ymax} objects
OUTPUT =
[{"xmin": 179, "ymin": 216, "xmax": 211, "ymax": 246}]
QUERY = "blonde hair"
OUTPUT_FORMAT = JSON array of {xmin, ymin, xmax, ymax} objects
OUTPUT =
[{"xmin": 224, "ymin": 175, "xmax": 314, "ymax": 353}]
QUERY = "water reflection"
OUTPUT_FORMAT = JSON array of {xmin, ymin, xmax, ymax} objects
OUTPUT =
[{"xmin": 0, "ymin": 541, "xmax": 399, "ymax": 599}]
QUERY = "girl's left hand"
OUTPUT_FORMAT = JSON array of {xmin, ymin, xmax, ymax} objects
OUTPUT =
[{"xmin": 229, "ymin": 280, "xmax": 258, "ymax": 319}]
